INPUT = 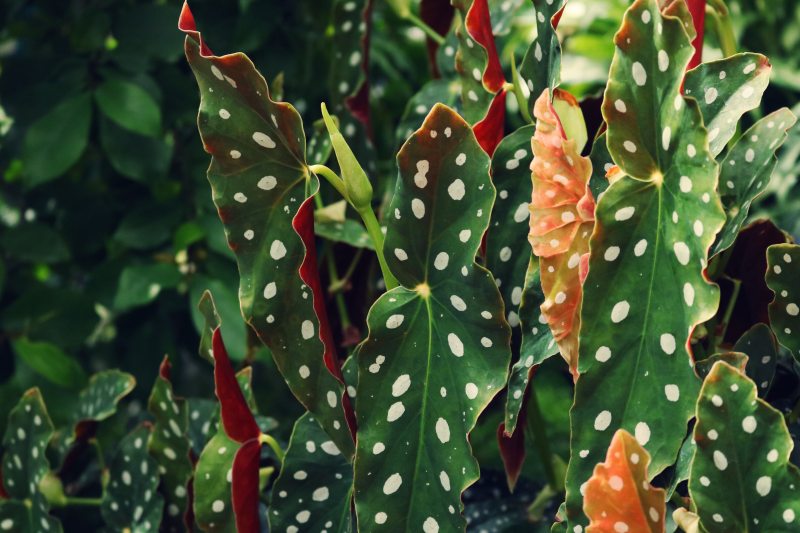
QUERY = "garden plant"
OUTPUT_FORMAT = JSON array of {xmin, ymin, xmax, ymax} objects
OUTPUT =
[{"xmin": 1, "ymin": 0, "xmax": 800, "ymax": 531}]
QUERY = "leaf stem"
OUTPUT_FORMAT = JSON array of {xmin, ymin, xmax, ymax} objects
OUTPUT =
[
  {"xmin": 358, "ymin": 206, "xmax": 399, "ymax": 290},
  {"xmin": 63, "ymin": 497, "xmax": 103, "ymax": 507},
  {"xmin": 311, "ymin": 164, "xmax": 398, "ymax": 290},
  {"xmin": 706, "ymin": 0, "xmax": 737, "ymax": 57},
  {"xmin": 404, "ymin": 11, "xmax": 445, "ymax": 45},
  {"xmin": 260, "ymin": 433, "xmax": 285, "ymax": 463}
]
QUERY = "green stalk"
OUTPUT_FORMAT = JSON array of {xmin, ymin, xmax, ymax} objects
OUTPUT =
[
  {"xmin": 260, "ymin": 433, "xmax": 285, "ymax": 463},
  {"xmin": 404, "ymin": 11, "xmax": 446, "ymax": 45},
  {"xmin": 706, "ymin": 0, "xmax": 737, "ymax": 58},
  {"xmin": 509, "ymin": 54, "xmax": 533, "ymax": 124}
]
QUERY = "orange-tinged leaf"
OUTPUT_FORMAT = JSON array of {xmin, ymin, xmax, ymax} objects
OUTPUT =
[
  {"xmin": 528, "ymin": 88, "xmax": 595, "ymax": 373},
  {"xmin": 584, "ymin": 429, "xmax": 666, "ymax": 533}
]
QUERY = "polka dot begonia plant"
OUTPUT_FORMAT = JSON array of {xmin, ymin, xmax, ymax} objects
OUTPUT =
[{"xmin": 3, "ymin": 0, "xmax": 798, "ymax": 531}]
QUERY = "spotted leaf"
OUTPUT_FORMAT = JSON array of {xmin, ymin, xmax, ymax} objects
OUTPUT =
[
  {"xmin": 684, "ymin": 53, "xmax": 771, "ymax": 157},
  {"xmin": 588, "ymin": 131, "xmax": 612, "ymax": 199},
  {"xmin": 529, "ymin": 89, "xmax": 594, "ymax": 375},
  {"xmin": 269, "ymin": 412, "xmax": 354, "ymax": 532},
  {"xmin": 712, "ymin": 109, "xmax": 796, "ymax": 256},
  {"xmin": 564, "ymin": 1, "xmax": 725, "ymax": 527},
  {"xmin": 733, "ymin": 323, "xmax": 779, "ymax": 396},
  {"xmin": 0, "ymin": 388, "xmax": 62, "ymax": 533},
  {"xmin": 486, "ymin": 124, "xmax": 535, "ymax": 328},
  {"xmin": 453, "ymin": 0, "xmax": 504, "ymax": 120},
  {"xmin": 147, "ymin": 357, "xmax": 193, "ymax": 529},
  {"xmin": 503, "ymin": 256, "xmax": 558, "ymax": 433},
  {"xmin": 101, "ymin": 425, "xmax": 164, "ymax": 533},
  {"xmin": 198, "ymin": 289, "xmax": 221, "ymax": 364},
  {"xmin": 583, "ymin": 429, "xmax": 666, "ymax": 533},
  {"xmin": 179, "ymin": 4, "xmax": 353, "ymax": 458},
  {"xmin": 766, "ymin": 244, "xmax": 800, "ymax": 359},
  {"xmin": 353, "ymin": 104, "xmax": 511, "ymax": 532},
  {"xmin": 395, "ymin": 80, "xmax": 460, "ymax": 148},
  {"xmin": 52, "ymin": 369, "xmax": 136, "ymax": 463},
  {"xmin": 689, "ymin": 361, "xmax": 800, "ymax": 531},
  {"xmin": 519, "ymin": 0, "xmax": 566, "ymax": 108}
]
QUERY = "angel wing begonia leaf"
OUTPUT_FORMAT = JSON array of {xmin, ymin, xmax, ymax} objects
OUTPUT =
[
  {"xmin": 179, "ymin": 4, "xmax": 353, "ymax": 458},
  {"xmin": 147, "ymin": 357, "xmax": 193, "ymax": 528},
  {"xmin": 519, "ymin": 0, "xmax": 566, "ymax": 106},
  {"xmin": 503, "ymin": 256, "xmax": 558, "ymax": 433},
  {"xmin": 712, "ymin": 109, "xmax": 796, "ymax": 256},
  {"xmin": 564, "ymin": 0, "xmax": 725, "ymax": 527},
  {"xmin": 766, "ymin": 243, "xmax": 800, "ymax": 359},
  {"xmin": 583, "ymin": 429, "xmax": 666, "ymax": 533},
  {"xmin": 395, "ymin": 80, "xmax": 460, "ymax": 147},
  {"xmin": 269, "ymin": 412, "xmax": 354, "ymax": 532},
  {"xmin": 486, "ymin": 124, "xmax": 536, "ymax": 328},
  {"xmin": 353, "ymin": 104, "xmax": 511, "ymax": 532},
  {"xmin": 528, "ymin": 88, "xmax": 594, "ymax": 375},
  {"xmin": 0, "ymin": 389, "xmax": 62, "ymax": 533},
  {"xmin": 101, "ymin": 425, "xmax": 164, "ymax": 533},
  {"xmin": 689, "ymin": 361, "xmax": 800, "ymax": 530},
  {"xmin": 684, "ymin": 53, "xmax": 771, "ymax": 157},
  {"xmin": 194, "ymin": 431, "xmax": 238, "ymax": 533}
]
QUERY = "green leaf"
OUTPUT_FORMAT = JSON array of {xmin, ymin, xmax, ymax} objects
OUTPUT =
[
  {"xmin": 94, "ymin": 78, "xmax": 162, "ymax": 137},
  {"xmin": 12, "ymin": 339, "xmax": 87, "ymax": 390},
  {"xmin": 21, "ymin": 93, "xmax": 92, "ymax": 187},
  {"xmin": 194, "ymin": 431, "xmax": 238, "ymax": 533},
  {"xmin": 197, "ymin": 290, "xmax": 222, "ymax": 363},
  {"xmin": 353, "ymin": 104, "xmax": 511, "ymax": 531},
  {"xmin": 147, "ymin": 358, "xmax": 193, "ymax": 527},
  {"xmin": 588, "ymin": 132, "xmax": 612, "ymax": 199},
  {"xmin": 765, "ymin": 243, "xmax": 800, "ymax": 359},
  {"xmin": 99, "ymin": 116, "xmax": 174, "ymax": 182},
  {"xmin": 689, "ymin": 361, "xmax": 800, "ymax": 531},
  {"xmin": 0, "ymin": 223, "xmax": 70, "ymax": 264},
  {"xmin": 519, "ymin": 0, "xmax": 566, "ymax": 107},
  {"xmin": 394, "ymin": 80, "xmax": 460, "ymax": 147},
  {"xmin": 113, "ymin": 263, "xmax": 181, "ymax": 311},
  {"xmin": 712, "ymin": 108, "xmax": 796, "ymax": 256},
  {"xmin": 269, "ymin": 412, "xmax": 354, "ymax": 532},
  {"xmin": 564, "ymin": 1, "xmax": 726, "ymax": 527},
  {"xmin": 503, "ymin": 256, "xmax": 558, "ymax": 433},
  {"xmin": 485, "ymin": 124, "xmax": 535, "ymax": 328},
  {"xmin": 101, "ymin": 425, "xmax": 164, "ymax": 532},
  {"xmin": 113, "ymin": 203, "xmax": 183, "ymax": 250},
  {"xmin": 314, "ymin": 219, "xmax": 374, "ymax": 249},
  {"xmin": 1, "ymin": 388, "xmax": 62, "ymax": 533},
  {"xmin": 181, "ymin": 11, "xmax": 353, "ymax": 458},
  {"xmin": 190, "ymin": 279, "xmax": 247, "ymax": 362},
  {"xmin": 733, "ymin": 323, "xmax": 779, "ymax": 396},
  {"xmin": 684, "ymin": 53, "xmax": 771, "ymax": 157},
  {"xmin": 186, "ymin": 398, "xmax": 218, "ymax": 455}
]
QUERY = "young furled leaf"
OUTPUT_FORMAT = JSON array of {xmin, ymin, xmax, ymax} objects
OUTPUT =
[
  {"xmin": 486, "ymin": 124, "xmax": 535, "ymax": 329},
  {"xmin": 712, "ymin": 109, "xmax": 797, "ymax": 256},
  {"xmin": 1, "ymin": 388, "xmax": 62, "ymax": 533},
  {"xmin": 147, "ymin": 357, "xmax": 193, "ymax": 529},
  {"xmin": 583, "ymin": 429, "xmax": 666, "ymax": 533},
  {"xmin": 101, "ymin": 425, "xmax": 164, "ymax": 533},
  {"xmin": 564, "ymin": 1, "xmax": 725, "ymax": 528},
  {"xmin": 765, "ymin": 244, "xmax": 800, "ymax": 359},
  {"xmin": 503, "ymin": 257, "xmax": 558, "ymax": 433},
  {"xmin": 269, "ymin": 413, "xmax": 354, "ymax": 532},
  {"xmin": 198, "ymin": 289, "xmax": 221, "ymax": 363},
  {"xmin": 519, "ymin": 0, "xmax": 566, "ymax": 107},
  {"xmin": 353, "ymin": 104, "xmax": 511, "ymax": 532},
  {"xmin": 528, "ymin": 89, "xmax": 594, "ymax": 375},
  {"xmin": 689, "ymin": 361, "xmax": 800, "ymax": 530},
  {"xmin": 179, "ymin": 3, "xmax": 353, "ymax": 458},
  {"xmin": 733, "ymin": 323, "xmax": 779, "ymax": 396},
  {"xmin": 684, "ymin": 53, "xmax": 771, "ymax": 157}
]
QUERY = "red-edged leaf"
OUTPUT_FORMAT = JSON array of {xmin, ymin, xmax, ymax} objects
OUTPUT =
[
  {"xmin": 179, "ymin": 2, "xmax": 354, "ymax": 458},
  {"xmin": 212, "ymin": 327, "xmax": 260, "ymax": 443},
  {"xmin": 529, "ymin": 89, "xmax": 594, "ymax": 375},
  {"xmin": 686, "ymin": 0, "xmax": 705, "ymax": 70},
  {"xmin": 231, "ymin": 438, "xmax": 261, "ymax": 533},
  {"xmin": 473, "ymin": 89, "xmax": 507, "ymax": 156},
  {"xmin": 464, "ymin": 0, "xmax": 505, "ymax": 92},
  {"xmin": 583, "ymin": 429, "xmax": 666, "ymax": 533}
]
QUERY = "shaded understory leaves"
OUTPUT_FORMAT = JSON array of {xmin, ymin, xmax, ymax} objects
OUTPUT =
[
  {"xmin": 689, "ymin": 361, "xmax": 800, "ymax": 531},
  {"xmin": 353, "ymin": 104, "xmax": 511, "ymax": 531},
  {"xmin": 565, "ymin": 0, "xmax": 726, "ymax": 528}
]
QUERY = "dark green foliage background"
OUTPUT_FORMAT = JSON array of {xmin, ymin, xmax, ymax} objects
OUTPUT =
[{"xmin": 0, "ymin": 1, "xmax": 799, "ymax": 530}]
